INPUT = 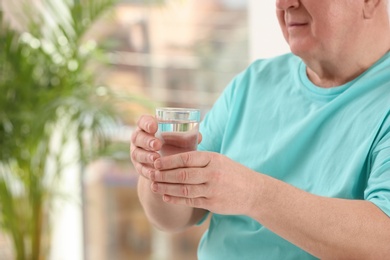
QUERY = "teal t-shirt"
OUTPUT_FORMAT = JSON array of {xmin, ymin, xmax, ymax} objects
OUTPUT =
[{"xmin": 197, "ymin": 52, "xmax": 390, "ymax": 259}]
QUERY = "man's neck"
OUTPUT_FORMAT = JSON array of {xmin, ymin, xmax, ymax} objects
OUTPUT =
[{"xmin": 305, "ymin": 48, "xmax": 389, "ymax": 88}]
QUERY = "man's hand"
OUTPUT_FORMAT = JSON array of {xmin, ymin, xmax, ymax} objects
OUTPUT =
[{"xmin": 150, "ymin": 151, "xmax": 262, "ymax": 216}]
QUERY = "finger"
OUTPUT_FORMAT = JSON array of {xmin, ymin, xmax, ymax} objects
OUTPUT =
[
  {"xmin": 198, "ymin": 132, "xmax": 202, "ymax": 144},
  {"xmin": 131, "ymin": 128, "xmax": 162, "ymax": 151},
  {"xmin": 131, "ymin": 145, "xmax": 160, "ymax": 164},
  {"xmin": 134, "ymin": 162, "xmax": 155, "ymax": 179},
  {"xmin": 162, "ymin": 195, "xmax": 207, "ymax": 209},
  {"xmin": 154, "ymin": 151, "xmax": 212, "ymax": 170},
  {"xmin": 137, "ymin": 115, "xmax": 158, "ymax": 134},
  {"xmin": 150, "ymin": 168, "xmax": 208, "ymax": 184},
  {"xmin": 151, "ymin": 182, "xmax": 207, "ymax": 198}
]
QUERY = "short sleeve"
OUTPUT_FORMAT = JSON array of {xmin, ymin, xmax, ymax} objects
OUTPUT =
[
  {"xmin": 365, "ymin": 123, "xmax": 390, "ymax": 217},
  {"xmin": 197, "ymin": 71, "xmax": 244, "ymax": 153}
]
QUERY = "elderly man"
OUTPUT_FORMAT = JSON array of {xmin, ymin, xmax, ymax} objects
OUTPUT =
[{"xmin": 131, "ymin": 0, "xmax": 390, "ymax": 259}]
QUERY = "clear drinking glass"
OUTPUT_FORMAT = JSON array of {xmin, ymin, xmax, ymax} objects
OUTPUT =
[{"xmin": 156, "ymin": 107, "xmax": 201, "ymax": 157}]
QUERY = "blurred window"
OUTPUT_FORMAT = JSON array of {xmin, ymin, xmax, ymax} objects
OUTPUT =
[
  {"xmin": 84, "ymin": 1, "xmax": 248, "ymax": 260},
  {"xmin": 102, "ymin": 0, "xmax": 249, "ymax": 111}
]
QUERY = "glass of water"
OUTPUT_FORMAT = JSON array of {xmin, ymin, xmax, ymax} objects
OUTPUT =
[{"xmin": 156, "ymin": 107, "xmax": 201, "ymax": 157}]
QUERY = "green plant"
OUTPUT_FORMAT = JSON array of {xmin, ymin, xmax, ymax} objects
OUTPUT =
[{"xmin": 0, "ymin": 0, "xmax": 133, "ymax": 259}]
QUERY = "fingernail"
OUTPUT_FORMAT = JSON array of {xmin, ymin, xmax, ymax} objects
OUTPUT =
[
  {"xmin": 149, "ymin": 154, "xmax": 156, "ymax": 162},
  {"xmin": 154, "ymin": 159, "xmax": 162, "ymax": 169},
  {"xmin": 149, "ymin": 139, "xmax": 156, "ymax": 149},
  {"xmin": 163, "ymin": 195, "xmax": 170, "ymax": 202}
]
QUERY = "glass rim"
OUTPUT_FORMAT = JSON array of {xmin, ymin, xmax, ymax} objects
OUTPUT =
[
  {"xmin": 156, "ymin": 107, "xmax": 200, "ymax": 112},
  {"xmin": 156, "ymin": 107, "xmax": 200, "ymax": 122}
]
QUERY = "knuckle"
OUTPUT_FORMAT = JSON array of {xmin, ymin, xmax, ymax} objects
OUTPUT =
[
  {"xmin": 210, "ymin": 169, "xmax": 222, "ymax": 187},
  {"xmin": 179, "ymin": 152, "xmax": 192, "ymax": 166},
  {"xmin": 182, "ymin": 185, "xmax": 189, "ymax": 196},
  {"xmin": 214, "ymin": 168, "xmax": 223, "ymax": 178},
  {"xmin": 177, "ymin": 169, "xmax": 188, "ymax": 182},
  {"xmin": 204, "ymin": 183, "xmax": 213, "ymax": 197},
  {"xmin": 158, "ymin": 171, "xmax": 165, "ymax": 182},
  {"xmin": 142, "ymin": 151, "xmax": 150, "ymax": 163}
]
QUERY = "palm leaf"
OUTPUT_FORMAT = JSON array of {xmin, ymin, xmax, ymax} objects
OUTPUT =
[{"xmin": 0, "ymin": 0, "xmax": 131, "ymax": 259}]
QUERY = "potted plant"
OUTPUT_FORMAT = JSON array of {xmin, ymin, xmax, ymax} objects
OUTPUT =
[{"xmin": 0, "ymin": 0, "xmax": 137, "ymax": 258}]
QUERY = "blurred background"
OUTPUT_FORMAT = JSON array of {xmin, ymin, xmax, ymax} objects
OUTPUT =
[{"xmin": 0, "ymin": 0, "xmax": 288, "ymax": 259}]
